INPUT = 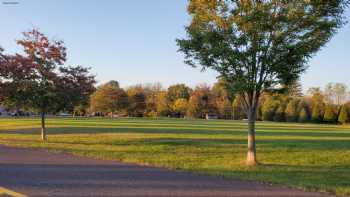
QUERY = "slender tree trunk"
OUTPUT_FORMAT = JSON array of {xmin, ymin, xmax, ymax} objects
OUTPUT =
[
  {"xmin": 246, "ymin": 108, "xmax": 257, "ymax": 166},
  {"xmin": 41, "ymin": 111, "xmax": 47, "ymax": 141}
]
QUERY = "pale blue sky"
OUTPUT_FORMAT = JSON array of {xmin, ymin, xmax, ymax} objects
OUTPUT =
[{"xmin": 1, "ymin": 0, "xmax": 349, "ymax": 91}]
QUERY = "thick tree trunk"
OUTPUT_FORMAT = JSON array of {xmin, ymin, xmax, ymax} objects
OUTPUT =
[
  {"xmin": 246, "ymin": 108, "xmax": 257, "ymax": 166},
  {"xmin": 41, "ymin": 112, "xmax": 47, "ymax": 141}
]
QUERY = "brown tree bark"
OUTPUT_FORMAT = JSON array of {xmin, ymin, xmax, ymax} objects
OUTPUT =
[
  {"xmin": 245, "ymin": 90, "xmax": 260, "ymax": 166},
  {"xmin": 41, "ymin": 111, "xmax": 47, "ymax": 141},
  {"xmin": 246, "ymin": 108, "xmax": 257, "ymax": 166}
]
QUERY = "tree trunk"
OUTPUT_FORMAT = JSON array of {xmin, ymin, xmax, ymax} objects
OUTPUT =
[
  {"xmin": 41, "ymin": 112, "xmax": 47, "ymax": 141},
  {"xmin": 246, "ymin": 108, "xmax": 257, "ymax": 166}
]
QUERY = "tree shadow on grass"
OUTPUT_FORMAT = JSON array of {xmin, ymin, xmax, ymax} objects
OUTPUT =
[
  {"xmin": 2, "ymin": 125, "xmax": 350, "ymax": 139},
  {"xmin": 3, "ymin": 133, "xmax": 348, "ymax": 152}
]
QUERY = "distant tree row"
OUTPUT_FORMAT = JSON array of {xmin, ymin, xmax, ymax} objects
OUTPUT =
[
  {"xmin": 254, "ymin": 84, "xmax": 350, "ymax": 124},
  {"xmin": 88, "ymin": 79, "xmax": 234, "ymax": 120},
  {"xmin": 87, "ymin": 80, "xmax": 350, "ymax": 124}
]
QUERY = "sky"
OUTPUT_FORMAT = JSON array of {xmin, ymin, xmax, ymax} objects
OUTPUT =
[{"xmin": 0, "ymin": 0, "xmax": 349, "ymax": 91}]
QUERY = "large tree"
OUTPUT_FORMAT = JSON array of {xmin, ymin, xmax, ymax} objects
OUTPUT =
[
  {"xmin": 0, "ymin": 30, "xmax": 95, "ymax": 141},
  {"xmin": 177, "ymin": 0, "xmax": 348, "ymax": 165}
]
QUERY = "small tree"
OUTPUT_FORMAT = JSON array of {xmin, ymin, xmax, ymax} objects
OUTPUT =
[
  {"xmin": 232, "ymin": 95, "xmax": 246, "ymax": 120},
  {"xmin": 285, "ymin": 99, "xmax": 300, "ymax": 122},
  {"xmin": 156, "ymin": 91, "xmax": 171, "ymax": 116},
  {"xmin": 167, "ymin": 84, "xmax": 191, "ymax": 103},
  {"xmin": 144, "ymin": 83, "xmax": 163, "ymax": 116},
  {"xmin": 177, "ymin": 0, "xmax": 347, "ymax": 165},
  {"xmin": 298, "ymin": 108, "xmax": 309, "ymax": 123},
  {"xmin": 323, "ymin": 104, "xmax": 337, "ymax": 123},
  {"xmin": 186, "ymin": 84, "xmax": 212, "ymax": 119},
  {"xmin": 127, "ymin": 86, "xmax": 146, "ymax": 117},
  {"xmin": 0, "ymin": 30, "xmax": 95, "ymax": 141},
  {"xmin": 212, "ymin": 80, "xmax": 234, "ymax": 119},
  {"xmin": 274, "ymin": 105, "xmax": 286, "ymax": 122},
  {"xmin": 261, "ymin": 95, "xmax": 279, "ymax": 121},
  {"xmin": 172, "ymin": 98, "xmax": 188, "ymax": 118},
  {"xmin": 338, "ymin": 105, "xmax": 349, "ymax": 125},
  {"xmin": 311, "ymin": 103, "xmax": 324, "ymax": 123},
  {"xmin": 309, "ymin": 88, "xmax": 325, "ymax": 123}
]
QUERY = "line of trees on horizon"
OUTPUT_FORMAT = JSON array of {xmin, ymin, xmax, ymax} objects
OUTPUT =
[{"xmin": 74, "ymin": 80, "xmax": 350, "ymax": 125}]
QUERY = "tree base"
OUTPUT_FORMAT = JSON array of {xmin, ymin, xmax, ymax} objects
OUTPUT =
[
  {"xmin": 41, "ymin": 136, "xmax": 47, "ymax": 142},
  {"xmin": 41, "ymin": 131, "xmax": 47, "ymax": 142},
  {"xmin": 246, "ymin": 159, "xmax": 259, "ymax": 166},
  {"xmin": 246, "ymin": 151, "xmax": 258, "ymax": 166}
]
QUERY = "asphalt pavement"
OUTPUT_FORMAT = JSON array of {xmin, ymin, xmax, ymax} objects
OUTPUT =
[{"xmin": 0, "ymin": 145, "xmax": 334, "ymax": 197}]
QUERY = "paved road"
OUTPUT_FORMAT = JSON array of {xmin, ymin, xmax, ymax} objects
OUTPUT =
[{"xmin": 0, "ymin": 146, "xmax": 334, "ymax": 197}]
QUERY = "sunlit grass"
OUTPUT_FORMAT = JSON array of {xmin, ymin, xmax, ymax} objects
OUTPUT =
[{"xmin": 0, "ymin": 117, "xmax": 349, "ymax": 196}]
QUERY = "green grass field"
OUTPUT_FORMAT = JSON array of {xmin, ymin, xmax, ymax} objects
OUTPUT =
[{"xmin": 0, "ymin": 118, "xmax": 349, "ymax": 196}]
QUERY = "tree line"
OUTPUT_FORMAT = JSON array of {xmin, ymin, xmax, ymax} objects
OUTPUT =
[
  {"xmin": 86, "ymin": 80, "xmax": 350, "ymax": 125},
  {"xmin": 87, "ymin": 80, "xmax": 233, "ymax": 119}
]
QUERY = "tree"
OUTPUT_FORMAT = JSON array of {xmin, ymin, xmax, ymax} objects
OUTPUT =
[
  {"xmin": 90, "ymin": 81, "xmax": 128, "ymax": 117},
  {"xmin": 334, "ymin": 83, "xmax": 348, "ymax": 106},
  {"xmin": 212, "ymin": 80, "xmax": 233, "ymax": 119},
  {"xmin": 127, "ymin": 86, "xmax": 146, "ymax": 117},
  {"xmin": 311, "ymin": 103, "xmax": 325, "ymax": 123},
  {"xmin": 172, "ymin": 98, "xmax": 188, "ymax": 117},
  {"xmin": 285, "ymin": 99, "xmax": 300, "ymax": 122},
  {"xmin": 323, "ymin": 104, "xmax": 337, "ymax": 123},
  {"xmin": 156, "ymin": 91, "xmax": 171, "ymax": 116},
  {"xmin": 274, "ymin": 105, "xmax": 285, "ymax": 122},
  {"xmin": 298, "ymin": 108, "xmax": 309, "ymax": 123},
  {"xmin": 324, "ymin": 83, "xmax": 348, "ymax": 105},
  {"xmin": 177, "ymin": 0, "xmax": 347, "ymax": 165},
  {"xmin": 167, "ymin": 84, "xmax": 191, "ymax": 103},
  {"xmin": 309, "ymin": 88, "xmax": 325, "ymax": 123},
  {"xmin": 261, "ymin": 95, "xmax": 279, "ymax": 121},
  {"xmin": 0, "ymin": 30, "xmax": 95, "ymax": 141},
  {"xmin": 338, "ymin": 105, "xmax": 349, "ymax": 125},
  {"xmin": 284, "ymin": 80, "xmax": 303, "ymax": 97},
  {"xmin": 186, "ymin": 84, "xmax": 213, "ymax": 119},
  {"xmin": 143, "ymin": 83, "xmax": 163, "ymax": 116},
  {"xmin": 297, "ymin": 99, "xmax": 311, "ymax": 122},
  {"xmin": 232, "ymin": 95, "xmax": 246, "ymax": 120}
]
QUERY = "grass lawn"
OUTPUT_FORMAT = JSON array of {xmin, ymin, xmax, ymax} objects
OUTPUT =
[{"xmin": 0, "ymin": 117, "xmax": 349, "ymax": 196}]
